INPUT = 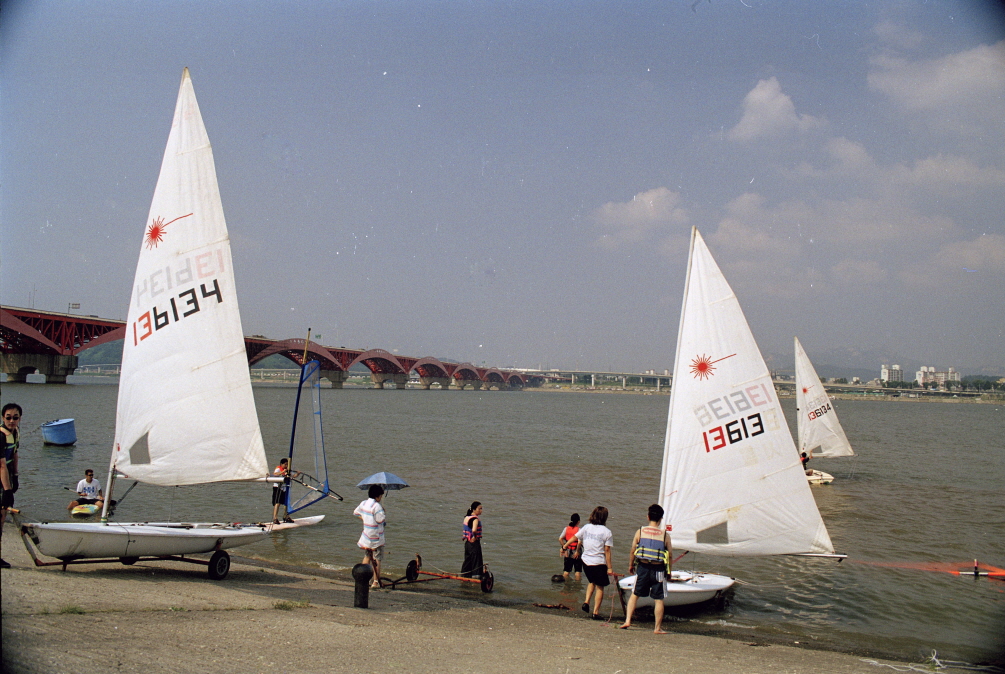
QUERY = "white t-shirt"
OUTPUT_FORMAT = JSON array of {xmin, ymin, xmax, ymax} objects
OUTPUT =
[
  {"xmin": 76, "ymin": 478, "xmax": 101, "ymax": 500},
  {"xmin": 576, "ymin": 523, "xmax": 613, "ymax": 566},
  {"xmin": 353, "ymin": 498, "xmax": 386, "ymax": 549}
]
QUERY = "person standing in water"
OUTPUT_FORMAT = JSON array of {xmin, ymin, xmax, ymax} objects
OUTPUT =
[
  {"xmin": 620, "ymin": 503, "xmax": 672, "ymax": 634},
  {"xmin": 271, "ymin": 458, "xmax": 301, "ymax": 524},
  {"xmin": 461, "ymin": 501, "xmax": 484, "ymax": 577},
  {"xmin": 558, "ymin": 512, "xmax": 583, "ymax": 582},
  {"xmin": 1, "ymin": 403, "xmax": 23, "ymax": 569},
  {"xmin": 565, "ymin": 506, "xmax": 613, "ymax": 619}
]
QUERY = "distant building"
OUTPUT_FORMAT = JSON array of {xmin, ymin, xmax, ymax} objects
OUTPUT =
[
  {"xmin": 880, "ymin": 364, "xmax": 903, "ymax": 383},
  {"xmin": 915, "ymin": 366, "xmax": 961, "ymax": 389}
]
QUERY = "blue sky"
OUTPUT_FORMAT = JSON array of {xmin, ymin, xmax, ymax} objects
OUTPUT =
[{"xmin": 3, "ymin": 0, "xmax": 1003, "ymax": 374}]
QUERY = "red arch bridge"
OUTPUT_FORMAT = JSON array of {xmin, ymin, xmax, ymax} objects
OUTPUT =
[{"xmin": 0, "ymin": 305, "xmax": 544, "ymax": 390}]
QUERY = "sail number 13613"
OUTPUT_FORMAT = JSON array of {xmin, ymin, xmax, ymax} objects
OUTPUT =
[{"xmin": 703, "ymin": 413, "xmax": 765, "ymax": 452}]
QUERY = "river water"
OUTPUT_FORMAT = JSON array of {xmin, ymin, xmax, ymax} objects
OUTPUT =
[{"xmin": 3, "ymin": 381, "xmax": 1003, "ymax": 665}]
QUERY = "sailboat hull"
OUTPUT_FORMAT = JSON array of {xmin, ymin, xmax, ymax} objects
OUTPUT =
[
  {"xmin": 24, "ymin": 522, "xmax": 268, "ymax": 559},
  {"xmin": 806, "ymin": 470, "xmax": 834, "ymax": 485},
  {"xmin": 618, "ymin": 570, "xmax": 735, "ymax": 608}
]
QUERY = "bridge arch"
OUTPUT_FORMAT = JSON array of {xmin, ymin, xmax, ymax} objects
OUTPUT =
[
  {"xmin": 248, "ymin": 339, "xmax": 344, "ymax": 372},
  {"xmin": 483, "ymin": 368, "xmax": 509, "ymax": 389},
  {"xmin": 450, "ymin": 362, "xmax": 481, "ymax": 389},
  {"xmin": 410, "ymin": 357, "xmax": 450, "ymax": 379}
]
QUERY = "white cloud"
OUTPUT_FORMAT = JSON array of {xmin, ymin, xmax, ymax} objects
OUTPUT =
[
  {"xmin": 825, "ymin": 137, "xmax": 875, "ymax": 173},
  {"xmin": 728, "ymin": 77, "xmax": 824, "ymax": 142},
  {"xmin": 889, "ymin": 155, "xmax": 1005, "ymax": 190},
  {"xmin": 868, "ymin": 41, "xmax": 1005, "ymax": 116},
  {"xmin": 899, "ymin": 234, "xmax": 1005, "ymax": 287},
  {"xmin": 594, "ymin": 187, "xmax": 688, "ymax": 248}
]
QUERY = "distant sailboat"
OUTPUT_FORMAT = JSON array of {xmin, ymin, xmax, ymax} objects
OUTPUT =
[
  {"xmin": 794, "ymin": 337, "xmax": 855, "ymax": 485},
  {"xmin": 17, "ymin": 69, "xmax": 320, "ymax": 579},
  {"xmin": 620, "ymin": 228, "xmax": 839, "ymax": 608}
]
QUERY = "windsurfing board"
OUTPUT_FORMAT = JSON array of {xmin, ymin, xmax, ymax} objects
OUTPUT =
[
  {"xmin": 256, "ymin": 515, "xmax": 325, "ymax": 531},
  {"xmin": 71, "ymin": 504, "xmax": 100, "ymax": 517}
]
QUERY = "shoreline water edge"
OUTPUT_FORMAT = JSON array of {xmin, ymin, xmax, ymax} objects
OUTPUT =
[
  {"xmin": 1, "ymin": 535, "xmax": 947, "ymax": 674},
  {"xmin": 2, "ymin": 381, "xmax": 1003, "ymax": 670},
  {"xmin": 51, "ymin": 372, "xmax": 1005, "ymax": 404}
]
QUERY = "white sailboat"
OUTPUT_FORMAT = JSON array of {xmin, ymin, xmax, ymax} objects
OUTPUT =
[
  {"xmin": 17, "ymin": 69, "xmax": 319, "ymax": 579},
  {"xmin": 619, "ymin": 228, "xmax": 838, "ymax": 608},
  {"xmin": 794, "ymin": 337, "xmax": 855, "ymax": 485}
]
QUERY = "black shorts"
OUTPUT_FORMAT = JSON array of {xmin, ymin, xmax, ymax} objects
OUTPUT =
[
  {"xmin": 1, "ymin": 489, "xmax": 13, "ymax": 509},
  {"xmin": 583, "ymin": 563, "xmax": 610, "ymax": 587},
  {"xmin": 633, "ymin": 563, "xmax": 665, "ymax": 600},
  {"xmin": 563, "ymin": 554, "xmax": 584, "ymax": 573},
  {"xmin": 78, "ymin": 497, "xmax": 100, "ymax": 505},
  {"xmin": 271, "ymin": 487, "xmax": 287, "ymax": 506}
]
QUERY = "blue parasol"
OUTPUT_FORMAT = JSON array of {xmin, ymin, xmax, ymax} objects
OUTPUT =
[{"xmin": 356, "ymin": 471, "xmax": 409, "ymax": 491}]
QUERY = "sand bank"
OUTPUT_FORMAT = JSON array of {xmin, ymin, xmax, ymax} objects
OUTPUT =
[{"xmin": 0, "ymin": 526, "xmax": 915, "ymax": 674}]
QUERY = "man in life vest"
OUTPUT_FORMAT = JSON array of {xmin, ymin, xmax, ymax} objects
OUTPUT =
[{"xmin": 619, "ymin": 503, "xmax": 672, "ymax": 634}]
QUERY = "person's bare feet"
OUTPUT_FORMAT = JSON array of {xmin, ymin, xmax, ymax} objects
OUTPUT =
[
  {"xmin": 654, "ymin": 628, "xmax": 669, "ymax": 634},
  {"xmin": 619, "ymin": 623, "xmax": 631, "ymax": 629}
]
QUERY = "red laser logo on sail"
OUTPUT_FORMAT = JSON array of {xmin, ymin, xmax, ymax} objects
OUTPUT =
[
  {"xmin": 145, "ymin": 213, "xmax": 193, "ymax": 249},
  {"xmin": 690, "ymin": 353, "xmax": 736, "ymax": 380}
]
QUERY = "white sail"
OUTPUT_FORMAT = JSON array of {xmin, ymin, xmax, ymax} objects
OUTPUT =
[
  {"xmin": 659, "ymin": 229, "xmax": 833, "ymax": 556},
  {"xmin": 112, "ymin": 68, "xmax": 268, "ymax": 486},
  {"xmin": 794, "ymin": 337, "xmax": 855, "ymax": 458}
]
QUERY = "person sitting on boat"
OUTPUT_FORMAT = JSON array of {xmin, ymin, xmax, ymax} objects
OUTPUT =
[
  {"xmin": 558, "ymin": 512, "xmax": 583, "ymax": 582},
  {"xmin": 1, "ymin": 403, "xmax": 23, "ymax": 569},
  {"xmin": 354, "ymin": 485, "xmax": 386, "ymax": 589},
  {"xmin": 620, "ymin": 504, "xmax": 672, "ymax": 634},
  {"xmin": 67, "ymin": 469, "xmax": 103, "ymax": 512},
  {"xmin": 800, "ymin": 452, "xmax": 813, "ymax": 475},
  {"xmin": 271, "ymin": 458, "xmax": 301, "ymax": 524}
]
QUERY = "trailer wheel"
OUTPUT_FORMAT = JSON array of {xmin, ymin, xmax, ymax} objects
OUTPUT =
[
  {"xmin": 208, "ymin": 550, "xmax": 230, "ymax": 580},
  {"xmin": 120, "ymin": 557, "xmax": 139, "ymax": 566},
  {"xmin": 405, "ymin": 559, "xmax": 419, "ymax": 582},
  {"xmin": 480, "ymin": 570, "xmax": 494, "ymax": 593}
]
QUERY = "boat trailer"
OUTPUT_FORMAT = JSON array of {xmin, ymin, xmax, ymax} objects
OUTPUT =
[{"xmin": 383, "ymin": 554, "xmax": 495, "ymax": 593}]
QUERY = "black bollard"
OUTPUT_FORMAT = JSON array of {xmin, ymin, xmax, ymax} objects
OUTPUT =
[{"xmin": 352, "ymin": 563, "xmax": 373, "ymax": 608}]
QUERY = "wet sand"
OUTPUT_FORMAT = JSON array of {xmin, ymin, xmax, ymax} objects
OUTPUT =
[{"xmin": 1, "ymin": 526, "xmax": 910, "ymax": 674}]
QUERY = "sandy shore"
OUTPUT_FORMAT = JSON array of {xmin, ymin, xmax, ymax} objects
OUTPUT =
[{"xmin": 0, "ymin": 525, "xmax": 914, "ymax": 674}]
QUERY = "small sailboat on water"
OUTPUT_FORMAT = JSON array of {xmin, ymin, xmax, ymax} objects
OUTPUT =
[
  {"xmin": 619, "ymin": 227, "xmax": 841, "ymax": 608},
  {"xmin": 794, "ymin": 337, "xmax": 856, "ymax": 485},
  {"xmin": 17, "ymin": 69, "xmax": 324, "ymax": 579}
]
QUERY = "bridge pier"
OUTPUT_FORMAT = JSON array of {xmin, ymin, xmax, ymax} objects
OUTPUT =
[
  {"xmin": 0, "ymin": 354, "xmax": 78, "ymax": 384},
  {"xmin": 320, "ymin": 370, "xmax": 348, "ymax": 389},
  {"xmin": 371, "ymin": 373, "xmax": 408, "ymax": 389},
  {"xmin": 455, "ymin": 380, "xmax": 482, "ymax": 391},
  {"xmin": 419, "ymin": 376, "xmax": 452, "ymax": 390}
]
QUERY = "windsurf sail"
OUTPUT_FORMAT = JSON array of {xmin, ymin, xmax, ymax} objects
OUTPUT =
[{"xmin": 285, "ymin": 360, "xmax": 342, "ymax": 514}]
